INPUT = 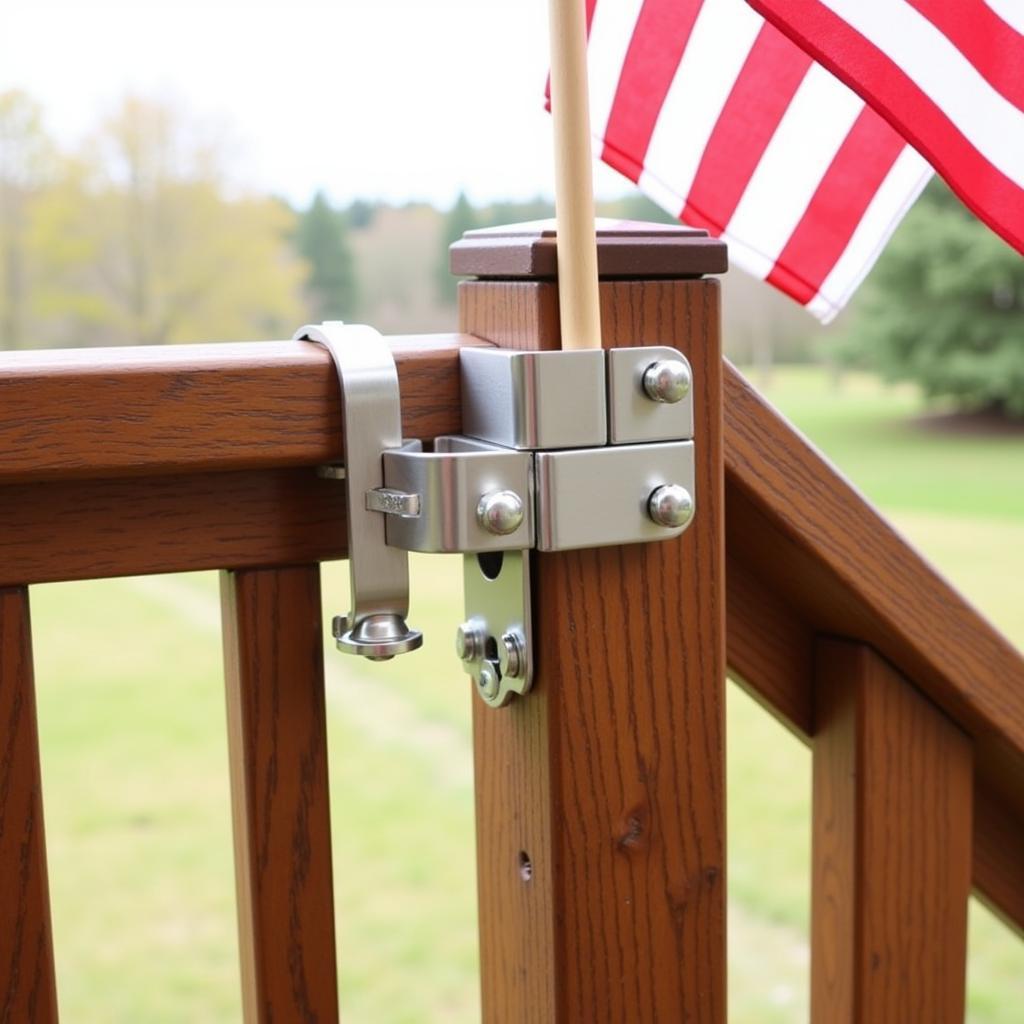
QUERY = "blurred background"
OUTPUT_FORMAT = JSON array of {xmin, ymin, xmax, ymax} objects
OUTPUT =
[{"xmin": 2, "ymin": 1, "xmax": 1023, "ymax": 1021}]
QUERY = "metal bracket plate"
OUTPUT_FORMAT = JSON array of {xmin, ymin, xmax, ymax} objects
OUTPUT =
[
  {"xmin": 457, "ymin": 550, "xmax": 533, "ymax": 708},
  {"xmin": 299, "ymin": 323, "xmax": 697, "ymax": 710},
  {"xmin": 381, "ymin": 438, "xmax": 534, "ymax": 553},
  {"xmin": 535, "ymin": 440, "xmax": 695, "ymax": 551}
]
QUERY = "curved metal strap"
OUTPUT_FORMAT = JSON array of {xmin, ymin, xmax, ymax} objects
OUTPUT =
[{"xmin": 295, "ymin": 321, "xmax": 421, "ymax": 659}]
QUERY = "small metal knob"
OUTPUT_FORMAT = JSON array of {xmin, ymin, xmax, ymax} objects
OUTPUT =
[
  {"xmin": 334, "ymin": 612, "xmax": 423, "ymax": 661},
  {"xmin": 501, "ymin": 631, "xmax": 525, "ymax": 679},
  {"xmin": 455, "ymin": 622, "xmax": 483, "ymax": 662},
  {"xmin": 648, "ymin": 484, "xmax": 694, "ymax": 529},
  {"xmin": 477, "ymin": 490, "xmax": 525, "ymax": 536},
  {"xmin": 643, "ymin": 359, "xmax": 691, "ymax": 404},
  {"xmin": 477, "ymin": 661, "xmax": 501, "ymax": 701}
]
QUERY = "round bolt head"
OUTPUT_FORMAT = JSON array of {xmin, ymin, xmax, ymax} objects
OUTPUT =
[
  {"xmin": 455, "ymin": 622, "xmax": 480, "ymax": 662},
  {"xmin": 477, "ymin": 489, "xmax": 525, "ymax": 537},
  {"xmin": 335, "ymin": 612, "xmax": 423, "ymax": 661},
  {"xmin": 477, "ymin": 662, "xmax": 501, "ymax": 701},
  {"xmin": 643, "ymin": 359, "xmax": 691, "ymax": 404},
  {"xmin": 648, "ymin": 484, "xmax": 694, "ymax": 529},
  {"xmin": 501, "ymin": 631, "xmax": 524, "ymax": 679}
]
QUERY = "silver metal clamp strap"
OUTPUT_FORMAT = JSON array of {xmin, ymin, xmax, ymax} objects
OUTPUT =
[{"xmin": 294, "ymin": 321, "xmax": 422, "ymax": 660}]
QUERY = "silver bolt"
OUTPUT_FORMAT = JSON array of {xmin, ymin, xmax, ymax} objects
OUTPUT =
[
  {"xmin": 477, "ymin": 489, "xmax": 525, "ymax": 536},
  {"xmin": 455, "ymin": 622, "xmax": 482, "ymax": 662},
  {"xmin": 648, "ymin": 484, "xmax": 694, "ymax": 529},
  {"xmin": 643, "ymin": 359, "xmax": 691, "ymax": 404},
  {"xmin": 501, "ymin": 632, "xmax": 525, "ymax": 679},
  {"xmin": 477, "ymin": 662, "xmax": 501, "ymax": 701}
]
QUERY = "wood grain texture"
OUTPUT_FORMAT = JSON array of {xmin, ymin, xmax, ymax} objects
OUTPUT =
[
  {"xmin": 221, "ymin": 567, "xmax": 338, "ymax": 1024},
  {"xmin": 0, "ymin": 335, "xmax": 473, "ymax": 483},
  {"xmin": 973, "ymin": 783, "xmax": 1024, "ymax": 937},
  {"xmin": 812, "ymin": 639, "xmax": 972, "ymax": 1024},
  {"xmin": 0, "ymin": 469, "xmax": 346, "ymax": 587},
  {"xmin": 0, "ymin": 588, "xmax": 58, "ymax": 1023},
  {"xmin": 725, "ymin": 552, "xmax": 813, "ymax": 738},
  {"xmin": 726, "ymin": 570, "xmax": 1024, "ymax": 934},
  {"xmin": 725, "ymin": 361, "xmax": 1024, "ymax": 765},
  {"xmin": 466, "ymin": 274, "xmax": 726, "ymax": 1022}
]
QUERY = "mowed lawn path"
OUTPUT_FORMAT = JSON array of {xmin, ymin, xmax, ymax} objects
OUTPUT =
[{"xmin": 29, "ymin": 367, "xmax": 1024, "ymax": 1021}]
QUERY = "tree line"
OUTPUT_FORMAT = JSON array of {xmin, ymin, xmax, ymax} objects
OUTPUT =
[
  {"xmin": 0, "ymin": 91, "xmax": 359, "ymax": 349},
  {"xmin": 3, "ymin": 90, "xmax": 1021, "ymax": 417}
]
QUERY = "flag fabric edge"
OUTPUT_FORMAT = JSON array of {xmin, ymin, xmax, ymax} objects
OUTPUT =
[{"xmin": 744, "ymin": 0, "xmax": 1024, "ymax": 256}]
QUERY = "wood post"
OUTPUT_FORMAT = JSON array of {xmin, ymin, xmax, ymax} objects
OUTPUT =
[
  {"xmin": 221, "ymin": 566, "xmax": 339, "ymax": 1023},
  {"xmin": 812, "ymin": 639, "xmax": 972, "ymax": 1023},
  {"xmin": 0, "ymin": 587, "xmax": 58, "ymax": 1022},
  {"xmin": 457, "ymin": 223, "xmax": 727, "ymax": 1022}
]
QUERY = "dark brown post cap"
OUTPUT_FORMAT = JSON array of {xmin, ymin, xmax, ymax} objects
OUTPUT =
[{"xmin": 450, "ymin": 218, "xmax": 728, "ymax": 280}]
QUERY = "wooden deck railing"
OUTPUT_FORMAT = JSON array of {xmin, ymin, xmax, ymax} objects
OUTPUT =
[{"xmin": 1, "ymin": 222, "xmax": 1021, "ymax": 1022}]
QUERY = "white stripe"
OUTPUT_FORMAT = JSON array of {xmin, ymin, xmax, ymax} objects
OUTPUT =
[
  {"xmin": 984, "ymin": 0, "xmax": 1024, "ymax": 36},
  {"xmin": 586, "ymin": 0, "xmax": 645, "ymax": 139},
  {"xmin": 642, "ymin": 0, "xmax": 763, "ymax": 205},
  {"xmin": 717, "ymin": 233, "xmax": 774, "ymax": 283},
  {"xmin": 637, "ymin": 168, "xmax": 686, "ymax": 216},
  {"xmin": 820, "ymin": 0, "xmax": 1024, "ymax": 188},
  {"xmin": 724, "ymin": 63, "xmax": 864, "ymax": 276},
  {"xmin": 808, "ymin": 147, "xmax": 933, "ymax": 321}
]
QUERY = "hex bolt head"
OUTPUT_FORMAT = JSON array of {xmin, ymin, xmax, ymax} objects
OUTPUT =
[
  {"xmin": 477, "ymin": 489, "xmax": 525, "ymax": 536},
  {"xmin": 455, "ymin": 622, "xmax": 482, "ymax": 662},
  {"xmin": 648, "ymin": 484, "xmax": 694, "ymax": 529},
  {"xmin": 501, "ymin": 632, "xmax": 525, "ymax": 679},
  {"xmin": 477, "ymin": 661, "xmax": 501, "ymax": 701},
  {"xmin": 642, "ymin": 359, "xmax": 691, "ymax": 404}
]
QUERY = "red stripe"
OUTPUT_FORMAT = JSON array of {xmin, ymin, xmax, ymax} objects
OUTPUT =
[
  {"xmin": 747, "ymin": 0, "xmax": 1024, "ymax": 254},
  {"xmin": 905, "ymin": 0, "xmax": 1024, "ymax": 110},
  {"xmin": 600, "ymin": 0, "xmax": 703, "ymax": 182},
  {"xmin": 766, "ymin": 109, "xmax": 906, "ymax": 305},
  {"xmin": 680, "ymin": 23, "xmax": 812, "ymax": 233}
]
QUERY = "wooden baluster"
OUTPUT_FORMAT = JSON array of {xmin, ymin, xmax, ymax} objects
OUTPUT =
[
  {"xmin": 0, "ymin": 587, "xmax": 58, "ymax": 1022},
  {"xmin": 458, "ymin": 224, "xmax": 727, "ymax": 1022},
  {"xmin": 812, "ymin": 638, "xmax": 972, "ymax": 1023},
  {"xmin": 221, "ymin": 566, "xmax": 339, "ymax": 1023}
]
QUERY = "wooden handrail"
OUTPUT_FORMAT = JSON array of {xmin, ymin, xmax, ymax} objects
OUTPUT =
[
  {"xmin": 1, "ymin": 320, "xmax": 1022, "ymax": 1016},
  {"xmin": 0, "ymin": 334, "xmax": 476, "ymax": 483},
  {"xmin": 723, "ymin": 360, "xmax": 1024, "ymax": 935}
]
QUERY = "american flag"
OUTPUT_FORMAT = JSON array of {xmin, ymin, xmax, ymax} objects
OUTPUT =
[
  {"xmin": 584, "ymin": 0, "xmax": 934, "ymax": 321},
  {"xmin": 748, "ymin": 0, "xmax": 1024, "ymax": 256}
]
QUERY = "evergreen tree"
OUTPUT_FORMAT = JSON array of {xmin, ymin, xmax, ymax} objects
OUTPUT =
[
  {"xmin": 296, "ymin": 190, "xmax": 358, "ymax": 320},
  {"xmin": 346, "ymin": 198, "xmax": 375, "ymax": 230},
  {"xmin": 436, "ymin": 191, "xmax": 477, "ymax": 305},
  {"xmin": 841, "ymin": 180, "xmax": 1024, "ymax": 417}
]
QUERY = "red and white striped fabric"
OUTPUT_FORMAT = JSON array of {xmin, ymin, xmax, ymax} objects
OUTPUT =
[
  {"xmin": 747, "ymin": 0, "xmax": 1024, "ymax": 256},
  {"xmin": 585, "ymin": 0, "xmax": 932, "ymax": 321}
]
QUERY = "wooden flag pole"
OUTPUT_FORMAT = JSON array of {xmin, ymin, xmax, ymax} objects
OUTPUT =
[{"xmin": 548, "ymin": 0, "xmax": 602, "ymax": 350}]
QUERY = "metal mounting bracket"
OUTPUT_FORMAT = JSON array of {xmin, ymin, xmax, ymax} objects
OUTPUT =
[
  {"xmin": 295, "ymin": 321, "xmax": 422, "ymax": 660},
  {"xmin": 298, "ymin": 323, "xmax": 696, "ymax": 708}
]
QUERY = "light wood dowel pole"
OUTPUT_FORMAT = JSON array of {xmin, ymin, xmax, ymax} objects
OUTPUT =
[{"xmin": 548, "ymin": 0, "xmax": 602, "ymax": 350}]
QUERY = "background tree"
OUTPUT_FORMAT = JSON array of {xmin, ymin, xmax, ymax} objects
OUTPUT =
[
  {"xmin": 295, "ymin": 191, "xmax": 358, "ymax": 320},
  {"xmin": 839, "ymin": 180, "xmax": 1024, "ymax": 417},
  {"xmin": 29, "ymin": 96, "xmax": 305, "ymax": 347},
  {"xmin": 346, "ymin": 198, "xmax": 376, "ymax": 231},
  {"xmin": 0, "ymin": 90, "xmax": 53, "ymax": 348},
  {"xmin": 436, "ymin": 191, "xmax": 477, "ymax": 304}
]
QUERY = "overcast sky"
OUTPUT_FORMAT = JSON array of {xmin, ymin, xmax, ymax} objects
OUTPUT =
[{"xmin": 1, "ymin": 0, "xmax": 631, "ymax": 208}]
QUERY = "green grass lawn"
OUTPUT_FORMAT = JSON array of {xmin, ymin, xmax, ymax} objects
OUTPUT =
[{"xmin": 30, "ymin": 365, "xmax": 1024, "ymax": 1021}]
